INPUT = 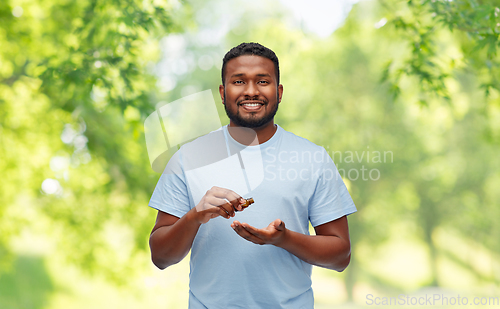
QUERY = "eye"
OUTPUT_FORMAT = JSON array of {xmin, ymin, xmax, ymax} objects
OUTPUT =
[
  {"xmin": 233, "ymin": 80, "xmax": 244, "ymax": 84},
  {"xmin": 258, "ymin": 80, "xmax": 269, "ymax": 84}
]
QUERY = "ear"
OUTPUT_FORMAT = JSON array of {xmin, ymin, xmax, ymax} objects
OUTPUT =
[
  {"xmin": 278, "ymin": 84, "xmax": 283, "ymax": 103},
  {"xmin": 219, "ymin": 85, "xmax": 225, "ymax": 104}
]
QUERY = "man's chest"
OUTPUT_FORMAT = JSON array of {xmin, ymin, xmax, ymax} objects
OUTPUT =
[{"xmin": 184, "ymin": 147, "xmax": 320, "ymax": 207}]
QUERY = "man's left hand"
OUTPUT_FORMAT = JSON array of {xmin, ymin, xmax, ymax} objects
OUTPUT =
[{"xmin": 231, "ymin": 219, "xmax": 286, "ymax": 246}]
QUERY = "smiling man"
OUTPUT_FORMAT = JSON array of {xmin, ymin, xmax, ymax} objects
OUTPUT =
[{"xmin": 148, "ymin": 42, "xmax": 356, "ymax": 308}]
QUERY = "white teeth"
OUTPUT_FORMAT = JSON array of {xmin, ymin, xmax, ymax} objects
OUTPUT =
[{"xmin": 242, "ymin": 103, "xmax": 261, "ymax": 107}]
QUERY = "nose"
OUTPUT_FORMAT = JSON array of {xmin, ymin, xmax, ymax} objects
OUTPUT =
[{"xmin": 244, "ymin": 82, "xmax": 259, "ymax": 97}]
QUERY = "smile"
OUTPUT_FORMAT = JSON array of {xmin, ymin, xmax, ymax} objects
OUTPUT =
[
  {"xmin": 239, "ymin": 100, "xmax": 265, "ymax": 105},
  {"xmin": 241, "ymin": 103, "xmax": 263, "ymax": 107},
  {"xmin": 239, "ymin": 101, "xmax": 265, "ymax": 112}
]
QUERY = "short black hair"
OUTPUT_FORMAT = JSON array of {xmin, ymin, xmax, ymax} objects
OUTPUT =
[{"xmin": 221, "ymin": 42, "xmax": 280, "ymax": 86}]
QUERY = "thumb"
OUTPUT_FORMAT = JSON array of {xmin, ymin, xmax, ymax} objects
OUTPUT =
[{"xmin": 274, "ymin": 219, "xmax": 285, "ymax": 231}]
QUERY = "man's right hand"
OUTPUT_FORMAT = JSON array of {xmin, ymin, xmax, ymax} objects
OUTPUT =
[
  {"xmin": 193, "ymin": 186, "xmax": 245, "ymax": 224},
  {"xmin": 150, "ymin": 186, "xmax": 247, "ymax": 269}
]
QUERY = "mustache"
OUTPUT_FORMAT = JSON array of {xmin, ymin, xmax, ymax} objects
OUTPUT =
[{"xmin": 237, "ymin": 98, "xmax": 268, "ymax": 105}]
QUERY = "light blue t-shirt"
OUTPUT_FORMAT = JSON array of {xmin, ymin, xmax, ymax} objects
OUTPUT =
[{"xmin": 149, "ymin": 124, "xmax": 356, "ymax": 309}]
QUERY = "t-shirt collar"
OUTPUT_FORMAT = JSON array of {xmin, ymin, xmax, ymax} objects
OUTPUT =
[{"xmin": 223, "ymin": 124, "xmax": 282, "ymax": 150}]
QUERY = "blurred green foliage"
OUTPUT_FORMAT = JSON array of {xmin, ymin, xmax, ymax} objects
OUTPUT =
[
  {"xmin": 0, "ymin": 256, "xmax": 53, "ymax": 309},
  {"xmin": 1, "ymin": 0, "xmax": 499, "ymax": 307},
  {"xmin": 381, "ymin": 0, "xmax": 500, "ymax": 103},
  {"xmin": 0, "ymin": 0, "xmax": 181, "ymax": 283}
]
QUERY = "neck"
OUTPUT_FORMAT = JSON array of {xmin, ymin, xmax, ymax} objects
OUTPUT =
[{"xmin": 228, "ymin": 120, "xmax": 277, "ymax": 145}]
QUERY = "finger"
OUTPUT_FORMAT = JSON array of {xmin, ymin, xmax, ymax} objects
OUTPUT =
[
  {"xmin": 231, "ymin": 221, "xmax": 264, "ymax": 245},
  {"xmin": 274, "ymin": 219, "xmax": 285, "ymax": 231},
  {"xmin": 219, "ymin": 201, "xmax": 236, "ymax": 217},
  {"xmin": 209, "ymin": 187, "xmax": 242, "ymax": 207},
  {"xmin": 208, "ymin": 186, "xmax": 233, "ymax": 198},
  {"xmin": 232, "ymin": 221, "xmax": 263, "ymax": 243},
  {"xmin": 230, "ymin": 197, "xmax": 244, "ymax": 212},
  {"xmin": 206, "ymin": 195, "xmax": 231, "ymax": 207},
  {"xmin": 240, "ymin": 223, "xmax": 264, "ymax": 238},
  {"xmin": 195, "ymin": 195, "xmax": 228, "ymax": 214},
  {"xmin": 217, "ymin": 206, "xmax": 231, "ymax": 219}
]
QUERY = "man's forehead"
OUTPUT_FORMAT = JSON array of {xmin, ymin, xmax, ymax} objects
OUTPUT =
[{"xmin": 226, "ymin": 55, "xmax": 275, "ymax": 76}]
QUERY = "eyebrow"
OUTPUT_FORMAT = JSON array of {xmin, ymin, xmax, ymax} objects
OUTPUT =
[{"xmin": 230, "ymin": 73, "xmax": 245, "ymax": 78}]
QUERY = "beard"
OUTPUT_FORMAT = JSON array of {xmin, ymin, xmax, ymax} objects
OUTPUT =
[{"xmin": 224, "ymin": 92, "xmax": 279, "ymax": 128}]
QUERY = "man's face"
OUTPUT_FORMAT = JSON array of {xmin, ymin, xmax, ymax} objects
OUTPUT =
[{"xmin": 219, "ymin": 55, "xmax": 283, "ymax": 129}]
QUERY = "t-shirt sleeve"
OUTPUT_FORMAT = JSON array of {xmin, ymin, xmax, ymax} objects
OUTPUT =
[
  {"xmin": 148, "ymin": 150, "xmax": 192, "ymax": 218},
  {"xmin": 308, "ymin": 148, "xmax": 356, "ymax": 227}
]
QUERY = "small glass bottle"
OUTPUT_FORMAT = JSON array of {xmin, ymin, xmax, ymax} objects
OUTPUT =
[{"xmin": 241, "ymin": 197, "xmax": 254, "ymax": 209}]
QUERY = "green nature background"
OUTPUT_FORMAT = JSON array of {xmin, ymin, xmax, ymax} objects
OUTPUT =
[{"xmin": 1, "ymin": 0, "xmax": 499, "ymax": 308}]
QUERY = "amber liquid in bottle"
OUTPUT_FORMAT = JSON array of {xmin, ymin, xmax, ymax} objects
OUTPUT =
[{"xmin": 241, "ymin": 197, "xmax": 254, "ymax": 209}]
